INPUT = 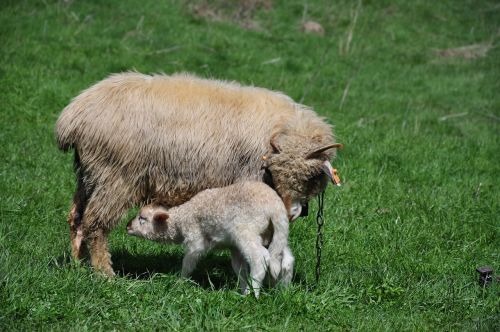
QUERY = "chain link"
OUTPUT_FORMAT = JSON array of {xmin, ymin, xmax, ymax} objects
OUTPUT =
[{"xmin": 315, "ymin": 191, "xmax": 325, "ymax": 284}]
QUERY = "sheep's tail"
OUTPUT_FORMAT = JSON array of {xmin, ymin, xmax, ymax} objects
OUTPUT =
[
  {"xmin": 267, "ymin": 208, "xmax": 289, "ymax": 281},
  {"xmin": 55, "ymin": 105, "xmax": 77, "ymax": 152},
  {"xmin": 56, "ymin": 82, "xmax": 95, "ymax": 152}
]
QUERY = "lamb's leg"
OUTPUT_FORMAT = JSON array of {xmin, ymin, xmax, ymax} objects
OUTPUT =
[
  {"xmin": 279, "ymin": 246, "xmax": 294, "ymax": 285},
  {"xmin": 231, "ymin": 249, "xmax": 249, "ymax": 295},
  {"xmin": 238, "ymin": 239, "xmax": 270, "ymax": 298},
  {"xmin": 181, "ymin": 239, "xmax": 207, "ymax": 278}
]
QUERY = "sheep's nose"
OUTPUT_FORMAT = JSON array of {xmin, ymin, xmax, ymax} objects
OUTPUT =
[{"xmin": 289, "ymin": 203, "xmax": 302, "ymax": 222}]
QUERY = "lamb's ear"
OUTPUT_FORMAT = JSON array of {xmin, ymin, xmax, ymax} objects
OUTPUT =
[{"xmin": 153, "ymin": 212, "xmax": 169, "ymax": 231}]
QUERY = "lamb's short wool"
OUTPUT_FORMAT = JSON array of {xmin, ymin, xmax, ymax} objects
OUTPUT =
[{"xmin": 127, "ymin": 181, "xmax": 294, "ymax": 297}]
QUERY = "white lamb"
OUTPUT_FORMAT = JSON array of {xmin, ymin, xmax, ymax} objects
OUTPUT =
[{"xmin": 126, "ymin": 181, "xmax": 295, "ymax": 297}]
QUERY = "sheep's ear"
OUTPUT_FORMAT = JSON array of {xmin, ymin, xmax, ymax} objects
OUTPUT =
[
  {"xmin": 305, "ymin": 143, "xmax": 343, "ymax": 159},
  {"xmin": 270, "ymin": 134, "xmax": 282, "ymax": 154},
  {"xmin": 321, "ymin": 160, "xmax": 341, "ymax": 186}
]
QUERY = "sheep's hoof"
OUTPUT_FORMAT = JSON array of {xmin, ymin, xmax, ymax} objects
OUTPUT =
[
  {"xmin": 94, "ymin": 265, "xmax": 116, "ymax": 277},
  {"xmin": 90, "ymin": 253, "xmax": 115, "ymax": 277}
]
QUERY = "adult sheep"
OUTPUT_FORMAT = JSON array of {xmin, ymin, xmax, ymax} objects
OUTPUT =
[{"xmin": 56, "ymin": 72, "xmax": 342, "ymax": 276}]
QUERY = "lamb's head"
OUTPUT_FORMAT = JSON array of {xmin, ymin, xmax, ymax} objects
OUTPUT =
[
  {"xmin": 127, "ymin": 205, "xmax": 171, "ymax": 242},
  {"xmin": 265, "ymin": 134, "xmax": 342, "ymax": 211}
]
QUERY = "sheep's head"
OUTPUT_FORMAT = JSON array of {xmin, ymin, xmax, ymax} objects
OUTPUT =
[{"xmin": 264, "ymin": 133, "xmax": 342, "ymax": 211}]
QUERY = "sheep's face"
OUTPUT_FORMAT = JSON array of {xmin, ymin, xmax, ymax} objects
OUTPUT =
[
  {"xmin": 127, "ymin": 205, "xmax": 170, "ymax": 242},
  {"xmin": 266, "ymin": 136, "xmax": 342, "ymax": 208}
]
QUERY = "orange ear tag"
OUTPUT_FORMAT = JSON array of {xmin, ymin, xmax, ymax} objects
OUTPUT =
[{"xmin": 332, "ymin": 168, "xmax": 341, "ymax": 186}]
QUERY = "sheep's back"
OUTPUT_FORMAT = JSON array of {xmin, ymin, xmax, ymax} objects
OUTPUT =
[{"xmin": 55, "ymin": 73, "xmax": 303, "ymax": 199}]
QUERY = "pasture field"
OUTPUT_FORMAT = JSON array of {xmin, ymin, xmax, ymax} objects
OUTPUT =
[{"xmin": 0, "ymin": 0, "xmax": 499, "ymax": 330}]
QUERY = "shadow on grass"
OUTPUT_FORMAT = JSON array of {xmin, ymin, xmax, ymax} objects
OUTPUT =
[
  {"xmin": 51, "ymin": 249, "xmax": 306, "ymax": 291},
  {"xmin": 112, "ymin": 249, "xmax": 237, "ymax": 290}
]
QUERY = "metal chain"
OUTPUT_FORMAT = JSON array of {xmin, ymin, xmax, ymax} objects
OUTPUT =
[{"xmin": 315, "ymin": 191, "xmax": 325, "ymax": 284}]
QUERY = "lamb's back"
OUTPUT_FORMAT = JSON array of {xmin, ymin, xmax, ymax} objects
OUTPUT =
[{"xmin": 183, "ymin": 181, "xmax": 285, "ymax": 223}]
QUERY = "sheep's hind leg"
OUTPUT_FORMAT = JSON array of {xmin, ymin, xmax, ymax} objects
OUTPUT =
[
  {"xmin": 87, "ymin": 228, "xmax": 114, "ymax": 276},
  {"xmin": 82, "ymin": 184, "xmax": 132, "ymax": 277},
  {"xmin": 68, "ymin": 174, "xmax": 88, "ymax": 260},
  {"xmin": 69, "ymin": 204, "xmax": 85, "ymax": 260}
]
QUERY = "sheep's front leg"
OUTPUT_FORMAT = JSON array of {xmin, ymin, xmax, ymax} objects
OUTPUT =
[
  {"xmin": 181, "ymin": 240, "xmax": 207, "ymax": 277},
  {"xmin": 231, "ymin": 249, "xmax": 249, "ymax": 295}
]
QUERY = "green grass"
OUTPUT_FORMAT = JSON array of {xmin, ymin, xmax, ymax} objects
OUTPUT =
[{"xmin": 1, "ymin": 0, "xmax": 499, "ymax": 330}]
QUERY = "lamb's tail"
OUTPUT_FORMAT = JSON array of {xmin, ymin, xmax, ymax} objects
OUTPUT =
[{"xmin": 267, "ymin": 207, "xmax": 290, "ymax": 281}]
